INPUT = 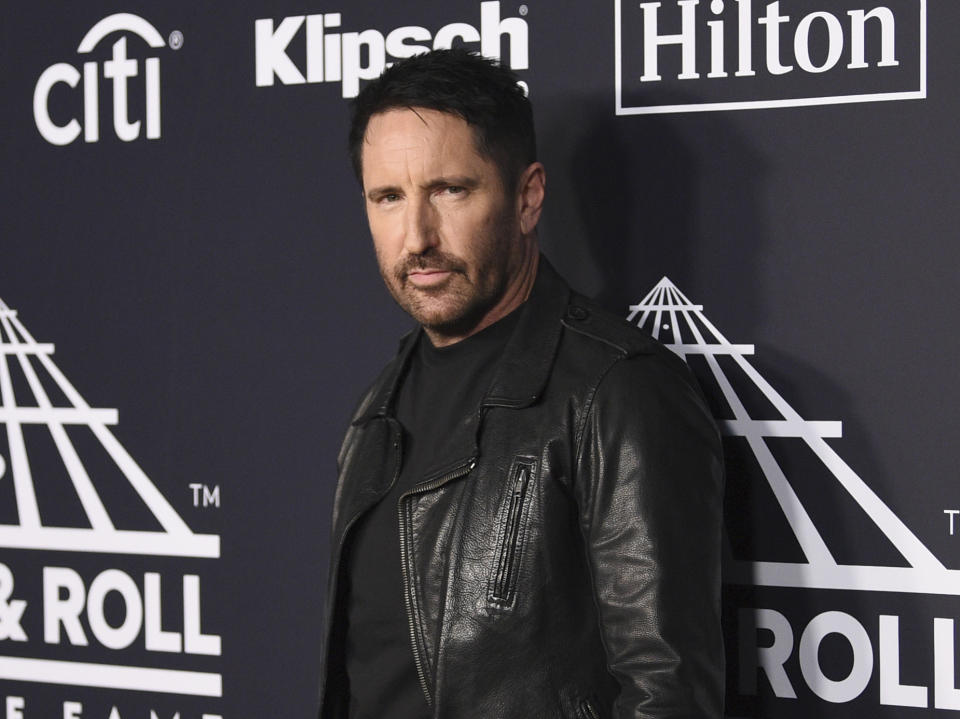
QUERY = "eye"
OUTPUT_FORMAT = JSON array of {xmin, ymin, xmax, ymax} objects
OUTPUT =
[
  {"xmin": 377, "ymin": 192, "xmax": 401, "ymax": 204},
  {"xmin": 443, "ymin": 185, "xmax": 466, "ymax": 196}
]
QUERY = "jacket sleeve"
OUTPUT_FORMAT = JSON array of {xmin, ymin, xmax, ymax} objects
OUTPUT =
[{"xmin": 574, "ymin": 350, "xmax": 725, "ymax": 718}]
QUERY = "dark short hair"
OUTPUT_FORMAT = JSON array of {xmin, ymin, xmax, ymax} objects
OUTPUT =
[{"xmin": 348, "ymin": 49, "xmax": 536, "ymax": 190}]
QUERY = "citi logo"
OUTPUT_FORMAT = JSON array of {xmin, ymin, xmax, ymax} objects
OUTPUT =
[
  {"xmin": 255, "ymin": 1, "xmax": 529, "ymax": 98},
  {"xmin": 615, "ymin": 0, "xmax": 926, "ymax": 114},
  {"xmin": 33, "ymin": 13, "xmax": 171, "ymax": 146}
]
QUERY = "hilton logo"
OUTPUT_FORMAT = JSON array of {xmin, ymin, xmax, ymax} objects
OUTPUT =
[{"xmin": 615, "ymin": 0, "xmax": 926, "ymax": 114}]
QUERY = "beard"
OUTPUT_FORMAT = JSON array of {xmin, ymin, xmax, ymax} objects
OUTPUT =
[{"xmin": 377, "ymin": 212, "xmax": 520, "ymax": 338}]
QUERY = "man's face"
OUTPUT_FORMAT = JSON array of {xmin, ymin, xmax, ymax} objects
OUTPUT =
[{"xmin": 361, "ymin": 108, "xmax": 525, "ymax": 340}]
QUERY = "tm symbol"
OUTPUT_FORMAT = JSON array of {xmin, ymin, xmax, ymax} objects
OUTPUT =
[
  {"xmin": 190, "ymin": 483, "xmax": 221, "ymax": 508},
  {"xmin": 946, "ymin": 510, "xmax": 960, "ymax": 535}
]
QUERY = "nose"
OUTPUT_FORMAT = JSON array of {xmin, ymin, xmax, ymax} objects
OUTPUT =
[{"xmin": 402, "ymin": 195, "xmax": 439, "ymax": 256}]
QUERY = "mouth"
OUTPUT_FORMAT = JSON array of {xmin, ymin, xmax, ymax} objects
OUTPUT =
[{"xmin": 405, "ymin": 268, "xmax": 455, "ymax": 288}]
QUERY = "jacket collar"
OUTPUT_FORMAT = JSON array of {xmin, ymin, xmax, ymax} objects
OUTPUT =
[
  {"xmin": 355, "ymin": 253, "xmax": 570, "ymax": 424},
  {"xmin": 482, "ymin": 255, "xmax": 569, "ymax": 409}
]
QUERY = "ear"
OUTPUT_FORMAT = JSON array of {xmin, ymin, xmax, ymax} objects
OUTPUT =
[{"xmin": 516, "ymin": 162, "xmax": 546, "ymax": 236}]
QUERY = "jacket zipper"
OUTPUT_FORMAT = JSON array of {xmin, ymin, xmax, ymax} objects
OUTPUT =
[
  {"xmin": 490, "ymin": 462, "xmax": 533, "ymax": 604},
  {"xmin": 398, "ymin": 457, "xmax": 477, "ymax": 707}
]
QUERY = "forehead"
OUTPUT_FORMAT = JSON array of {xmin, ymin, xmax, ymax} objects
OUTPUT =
[{"xmin": 361, "ymin": 108, "xmax": 492, "ymax": 183}]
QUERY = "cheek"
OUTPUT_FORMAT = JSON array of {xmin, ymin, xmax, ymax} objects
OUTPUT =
[{"xmin": 445, "ymin": 205, "xmax": 501, "ymax": 257}]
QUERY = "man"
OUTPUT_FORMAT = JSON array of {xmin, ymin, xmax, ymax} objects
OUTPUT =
[{"xmin": 319, "ymin": 49, "xmax": 724, "ymax": 718}]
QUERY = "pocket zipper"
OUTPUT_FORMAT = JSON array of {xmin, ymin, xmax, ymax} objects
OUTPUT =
[
  {"xmin": 577, "ymin": 698, "xmax": 600, "ymax": 719},
  {"xmin": 490, "ymin": 462, "xmax": 533, "ymax": 604}
]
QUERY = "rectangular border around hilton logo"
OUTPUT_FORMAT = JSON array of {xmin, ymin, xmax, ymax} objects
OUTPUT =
[{"xmin": 614, "ymin": 0, "xmax": 926, "ymax": 114}]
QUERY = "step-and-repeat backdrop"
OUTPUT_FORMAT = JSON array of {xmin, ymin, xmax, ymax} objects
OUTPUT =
[{"xmin": 1, "ymin": 1, "xmax": 957, "ymax": 717}]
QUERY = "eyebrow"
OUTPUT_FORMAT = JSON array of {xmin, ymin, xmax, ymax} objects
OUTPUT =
[{"xmin": 365, "ymin": 175, "xmax": 481, "ymax": 201}]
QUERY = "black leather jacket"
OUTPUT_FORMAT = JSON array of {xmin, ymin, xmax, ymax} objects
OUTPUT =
[{"xmin": 320, "ymin": 259, "xmax": 725, "ymax": 718}]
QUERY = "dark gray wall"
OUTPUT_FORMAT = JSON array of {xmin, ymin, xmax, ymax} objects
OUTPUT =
[{"xmin": 1, "ymin": 2, "xmax": 956, "ymax": 716}]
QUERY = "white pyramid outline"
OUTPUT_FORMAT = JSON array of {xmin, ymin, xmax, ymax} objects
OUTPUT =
[
  {"xmin": 628, "ymin": 278, "xmax": 958, "ymax": 595},
  {"xmin": 0, "ymin": 298, "xmax": 219, "ymax": 558}
]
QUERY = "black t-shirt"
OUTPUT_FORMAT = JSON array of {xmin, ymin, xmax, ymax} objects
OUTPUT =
[{"xmin": 343, "ymin": 309, "xmax": 523, "ymax": 718}]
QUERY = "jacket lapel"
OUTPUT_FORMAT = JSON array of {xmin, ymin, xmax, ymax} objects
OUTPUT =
[{"xmin": 483, "ymin": 255, "xmax": 570, "ymax": 410}]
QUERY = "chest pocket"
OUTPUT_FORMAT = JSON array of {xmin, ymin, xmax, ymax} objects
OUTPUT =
[{"xmin": 487, "ymin": 458, "xmax": 537, "ymax": 609}]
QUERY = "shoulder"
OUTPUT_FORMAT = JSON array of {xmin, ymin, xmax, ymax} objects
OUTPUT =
[
  {"xmin": 560, "ymin": 291, "xmax": 692, "ymax": 384},
  {"xmin": 557, "ymin": 294, "xmax": 719, "ymax": 452}
]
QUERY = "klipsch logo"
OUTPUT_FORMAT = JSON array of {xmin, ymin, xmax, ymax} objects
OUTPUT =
[
  {"xmin": 0, "ymin": 297, "xmax": 222, "ymax": 715},
  {"xmin": 34, "ymin": 13, "xmax": 175, "ymax": 145},
  {"xmin": 629, "ymin": 279, "xmax": 960, "ymax": 712},
  {"xmin": 615, "ymin": 0, "xmax": 926, "ymax": 114},
  {"xmin": 255, "ymin": 1, "xmax": 529, "ymax": 98}
]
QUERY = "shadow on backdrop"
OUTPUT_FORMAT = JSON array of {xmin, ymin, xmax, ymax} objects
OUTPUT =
[
  {"xmin": 539, "ymin": 89, "xmax": 768, "ymax": 339},
  {"xmin": 537, "ymin": 89, "xmax": 907, "ymax": 717}
]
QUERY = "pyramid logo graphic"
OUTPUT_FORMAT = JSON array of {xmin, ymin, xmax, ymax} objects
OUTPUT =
[
  {"xmin": 628, "ymin": 278, "xmax": 958, "ymax": 596},
  {"xmin": 0, "ymin": 298, "xmax": 219, "ymax": 558}
]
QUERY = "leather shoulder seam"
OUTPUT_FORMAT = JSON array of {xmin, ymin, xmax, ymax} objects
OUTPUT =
[{"xmin": 561, "ymin": 316, "xmax": 659, "ymax": 357}]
